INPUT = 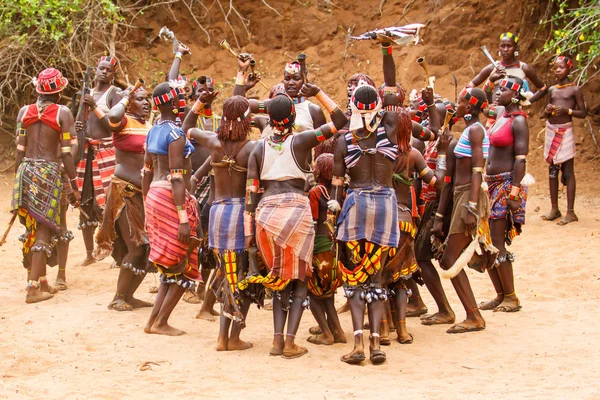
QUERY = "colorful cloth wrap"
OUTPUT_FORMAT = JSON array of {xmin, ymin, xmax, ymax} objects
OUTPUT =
[
  {"xmin": 75, "ymin": 138, "xmax": 116, "ymax": 224},
  {"xmin": 336, "ymin": 187, "xmax": 399, "ymax": 247},
  {"xmin": 442, "ymin": 183, "xmax": 497, "ymax": 272},
  {"xmin": 307, "ymin": 235, "xmax": 342, "ymax": 299},
  {"xmin": 385, "ymin": 207, "xmax": 419, "ymax": 284},
  {"xmin": 252, "ymin": 193, "xmax": 315, "ymax": 291},
  {"xmin": 544, "ymin": 121, "xmax": 575, "ymax": 165},
  {"xmin": 11, "ymin": 158, "xmax": 62, "ymax": 255},
  {"xmin": 93, "ymin": 177, "xmax": 150, "ymax": 274},
  {"xmin": 486, "ymin": 172, "xmax": 527, "ymax": 246},
  {"xmin": 145, "ymin": 180, "xmax": 201, "ymax": 288},
  {"xmin": 208, "ymin": 197, "xmax": 245, "ymax": 252}
]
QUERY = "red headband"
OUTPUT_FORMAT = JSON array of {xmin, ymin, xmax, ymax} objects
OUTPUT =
[
  {"xmin": 152, "ymin": 89, "xmax": 178, "ymax": 106},
  {"xmin": 499, "ymin": 79, "xmax": 521, "ymax": 92},
  {"xmin": 556, "ymin": 56, "xmax": 573, "ymax": 69},
  {"xmin": 460, "ymin": 88, "xmax": 488, "ymax": 110},
  {"xmin": 98, "ymin": 56, "xmax": 119, "ymax": 70}
]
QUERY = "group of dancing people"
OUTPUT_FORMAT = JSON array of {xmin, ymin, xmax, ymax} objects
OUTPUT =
[{"xmin": 11, "ymin": 30, "xmax": 587, "ymax": 364}]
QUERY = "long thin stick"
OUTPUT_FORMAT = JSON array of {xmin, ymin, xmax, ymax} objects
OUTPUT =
[
  {"xmin": 585, "ymin": 117, "xmax": 599, "ymax": 150},
  {"xmin": 0, "ymin": 212, "xmax": 18, "ymax": 247}
]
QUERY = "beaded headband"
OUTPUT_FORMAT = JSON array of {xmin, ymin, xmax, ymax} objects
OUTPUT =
[
  {"xmin": 460, "ymin": 87, "xmax": 488, "ymax": 110},
  {"xmin": 500, "ymin": 32, "xmax": 518, "ymax": 44},
  {"xmin": 499, "ymin": 78, "xmax": 521, "ymax": 92},
  {"xmin": 284, "ymin": 62, "xmax": 301, "ymax": 75},
  {"xmin": 222, "ymin": 105, "xmax": 251, "ymax": 122},
  {"xmin": 152, "ymin": 89, "xmax": 178, "ymax": 106},
  {"xmin": 98, "ymin": 56, "xmax": 119, "ymax": 70},
  {"xmin": 555, "ymin": 56, "xmax": 573, "ymax": 69}
]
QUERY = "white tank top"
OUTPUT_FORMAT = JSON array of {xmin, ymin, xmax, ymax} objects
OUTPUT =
[
  {"xmin": 294, "ymin": 99, "xmax": 314, "ymax": 132},
  {"xmin": 260, "ymin": 136, "xmax": 310, "ymax": 181},
  {"xmin": 91, "ymin": 86, "xmax": 117, "ymax": 113}
]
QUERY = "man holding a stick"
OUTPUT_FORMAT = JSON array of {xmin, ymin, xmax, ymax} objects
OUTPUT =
[{"xmin": 11, "ymin": 68, "xmax": 80, "ymax": 304}]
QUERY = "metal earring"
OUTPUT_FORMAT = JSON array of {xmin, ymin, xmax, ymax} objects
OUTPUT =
[
  {"xmin": 498, "ymin": 51, "xmax": 501, "ymax": 57},
  {"xmin": 511, "ymin": 98, "xmax": 519, "ymax": 104},
  {"xmin": 514, "ymin": 51, "xmax": 519, "ymax": 57},
  {"xmin": 464, "ymin": 113, "xmax": 473, "ymax": 121},
  {"xmin": 173, "ymin": 108, "xmax": 179, "ymax": 115}
]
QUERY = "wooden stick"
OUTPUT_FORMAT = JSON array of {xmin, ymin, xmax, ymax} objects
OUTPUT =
[
  {"xmin": 585, "ymin": 117, "xmax": 599, "ymax": 150},
  {"xmin": 0, "ymin": 212, "xmax": 18, "ymax": 247}
]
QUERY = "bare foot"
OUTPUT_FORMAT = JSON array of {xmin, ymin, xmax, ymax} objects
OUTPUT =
[
  {"xmin": 25, "ymin": 288, "xmax": 54, "ymax": 304},
  {"xmin": 420, "ymin": 311, "xmax": 455, "ymax": 325},
  {"xmin": 557, "ymin": 211, "xmax": 578, "ymax": 226},
  {"xmin": 78, "ymin": 254, "xmax": 96, "ymax": 266},
  {"xmin": 227, "ymin": 338, "xmax": 253, "ymax": 351},
  {"xmin": 541, "ymin": 208, "xmax": 561, "ymax": 221},
  {"xmin": 263, "ymin": 300, "xmax": 273, "ymax": 311},
  {"xmin": 148, "ymin": 286, "xmax": 158, "ymax": 294},
  {"xmin": 282, "ymin": 343, "xmax": 308, "ymax": 359},
  {"xmin": 269, "ymin": 335, "xmax": 284, "ymax": 356},
  {"xmin": 494, "ymin": 295, "xmax": 522, "ymax": 313},
  {"xmin": 143, "ymin": 320, "xmax": 154, "ymax": 334},
  {"xmin": 196, "ymin": 309, "xmax": 217, "ymax": 322},
  {"xmin": 307, "ymin": 333, "xmax": 334, "ymax": 345},
  {"xmin": 210, "ymin": 308, "xmax": 219, "ymax": 316},
  {"xmin": 149, "ymin": 323, "xmax": 186, "ymax": 336},
  {"xmin": 216, "ymin": 336, "xmax": 228, "ymax": 351}
]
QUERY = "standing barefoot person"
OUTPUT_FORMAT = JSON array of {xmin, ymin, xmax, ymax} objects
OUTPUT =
[
  {"xmin": 306, "ymin": 153, "xmax": 346, "ymax": 346},
  {"xmin": 432, "ymin": 87, "xmax": 492, "ymax": 334},
  {"xmin": 480, "ymin": 76, "xmax": 531, "ymax": 313},
  {"xmin": 75, "ymin": 56, "xmax": 121, "ymax": 266},
  {"xmin": 470, "ymin": 32, "xmax": 547, "ymax": 106},
  {"xmin": 186, "ymin": 92, "xmax": 260, "ymax": 351},
  {"xmin": 12, "ymin": 68, "xmax": 80, "ymax": 303},
  {"xmin": 244, "ymin": 84, "xmax": 347, "ymax": 359},
  {"xmin": 542, "ymin": 56, "xmax": 587, "ymax": 226},
  {"xmin": 143, "ymin": 83, "xmax": 201, "ymax": 336},
  {"xmin": 94, "ymin": 86, "xmax": 154, "ymax": 311}
]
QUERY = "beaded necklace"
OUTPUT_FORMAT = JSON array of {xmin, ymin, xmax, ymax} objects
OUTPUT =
[
  {"xmin": 267, "ymin": 133, "xmax": 292, "ymax": 152},
  {"xmin": 351, "ymin": 129, "xmax": 373, "ymax": 144},
  {"xmin": 555, "ymin": 82, "xmax": 575, "ymax": 89}
]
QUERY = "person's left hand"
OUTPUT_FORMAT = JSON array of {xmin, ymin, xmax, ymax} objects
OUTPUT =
[
  {"xmin": 421, "ymin": 86, "xmax": 434, "ymax": 105},
  {"xmin": 553, "ymin": 106, "xmax": 567, "ymax": 116},
  {"xmin": 299, "ymin": 82, "xmax": 321, "ymax": 98},
  {"xmin": 507, "ymin": 198, "xmax": 520, "ymax": 213},
  {"xmin": 464, "ymin": 212, "xmax": 477, "ymax": 232},
  {"xmin": 177, "ymin": 43, "xmax": 191, "ymax": 56},
  {"xmin": 198, "ymin": 89, "xmax": 219, "ymax": 104}
]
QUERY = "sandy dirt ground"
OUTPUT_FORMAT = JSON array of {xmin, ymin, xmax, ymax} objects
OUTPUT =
[{"xmin": 0, "ymin": 172, "xmax": 599, "ymax": 400}]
